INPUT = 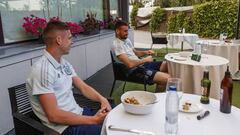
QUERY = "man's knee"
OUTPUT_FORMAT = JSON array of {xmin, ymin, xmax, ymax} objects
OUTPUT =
[
  {"xmin": 161, "ymin": 73, "xmax": 171, "ymax": 83},
  {"xmin": 153, "ymin": 72, "xmax": 171, "ymax": 84},
  {"xmin": 160, "ymin": 61, "xmax": 168, "ymax": 72}
]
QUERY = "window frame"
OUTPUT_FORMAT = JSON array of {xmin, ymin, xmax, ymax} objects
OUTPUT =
[
  {"xmin": 0, "ymin": 13, "xmax": 5, "ymax": 46},
  {"xmin": 0, "ymin": 0, "xmax": 126, "ymax": 46}
]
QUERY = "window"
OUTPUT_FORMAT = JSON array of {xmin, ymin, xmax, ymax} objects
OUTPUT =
[
  {"xmin": 109, "ymin": 0, "xmax": 118, "ymax": 18},
  {"xmin": 0, "ymin": 0, "xmax": 104, "ymax": 45}
]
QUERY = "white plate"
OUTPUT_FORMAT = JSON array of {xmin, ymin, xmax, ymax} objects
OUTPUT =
[
  {"xmin": 179, "ymin": 100, "xmax": 203, "ymax": 113},
  {"xmin": 174, "ymin": 56, "xmax": 187, "ymax": 61}
]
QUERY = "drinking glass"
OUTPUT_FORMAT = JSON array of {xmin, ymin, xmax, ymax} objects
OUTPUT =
[
  {"xmin": 201, "ymin": 41, "xmax": 209, "ymax": 54},
  {"xmin": 178, "ymin": 28, "xmax": 182, "ymax": 33},
  {"xmin": 222, "ymin": 33, "xmax": 227, "ymax": 40},
  {"xmin": 166, "ymin": 78, "xmax": 183, "ymax": 99}
]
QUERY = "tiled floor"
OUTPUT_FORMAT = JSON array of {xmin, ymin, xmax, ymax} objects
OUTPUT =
[{"xmin": 84, "ymin": 64, "xmax": 121, "ymax": 97}]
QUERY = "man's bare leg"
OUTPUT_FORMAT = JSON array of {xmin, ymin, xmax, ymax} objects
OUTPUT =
[
  {"xmin": 159, "ymin": 61, "xmax": 168, "ymax": 73},
  {"xmin": 153, "ymin": 72, "xmax": 170, "ymax": 92}
]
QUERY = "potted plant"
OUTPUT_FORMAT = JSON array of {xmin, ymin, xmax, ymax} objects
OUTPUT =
[
  {"xmin": 80, "ymin": 12, "xmax": 100, "ymax": 35},
  {"xmin": 101, "ymin": 16, "xmax": 121, "ymax": 30},
  {"xmin": 22, "ymin": 14, "xmax": 47, "ymax": 41},
  {"xmin": 23, "ymin": 15, "xmax": 83, "ymax": 42},
  {"xmin": 49, "ymin": 17, "xmax": 84, "ymax": 36}
]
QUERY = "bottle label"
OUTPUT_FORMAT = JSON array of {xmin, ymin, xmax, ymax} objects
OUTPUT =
[
  {"xmin": 220, "ymin": 88, "xmax": 223, "ymax": 101},
  {"xmin": 201, "ymin": 86, "xmax": 207, "ymax": 96}
]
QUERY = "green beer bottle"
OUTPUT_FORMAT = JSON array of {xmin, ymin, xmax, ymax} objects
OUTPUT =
[{"xmin": 200, "ymin": 70, "xmax": 211, "ymax": 104}]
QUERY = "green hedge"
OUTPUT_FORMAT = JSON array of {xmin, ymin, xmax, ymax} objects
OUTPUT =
[
  {"xmin": 150, "ymin": 7, "xmax": 166, "ymax": 32},
  {"xmin": 167, "ymin": 12, "xmax": 191, "ymax": 33},
  {"xmin": 167, "ymin": 0, "xmax": 238, "ymax": 38},
  {"xmin": 154, "ymin": 0, "xmax": 211, "ymax": 7},
  {"xmin": 130, "ymin": 4, "xmax": 139, "ymax": 29},
  {"xmin": 192, "ymin": 0, "xmax": 238, "ymax": 38}
]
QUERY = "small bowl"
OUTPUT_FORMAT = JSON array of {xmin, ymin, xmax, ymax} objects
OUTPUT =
[
  {"xmin": 121, "ymin": 91, "xmax": 157, "ymax": 115},
  {"xmin": 179, "ymin": 51, "xmax": 192, "ymax": 57}
]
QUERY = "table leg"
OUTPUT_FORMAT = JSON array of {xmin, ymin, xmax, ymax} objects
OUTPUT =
[{"xmin": 181, "ymin": 41, "xmax": 184, "ymax": 51}]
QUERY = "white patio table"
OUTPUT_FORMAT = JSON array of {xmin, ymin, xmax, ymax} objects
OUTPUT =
[
  {"xmin": 167, "ymin": 33, "xmax": 199, "ymax": 50},
  {"xmin": 165, "ymin": 53, "xmax": 229, "ymax": 99},
  {"xmin": 101, "ymin": 93, "xmax": 240, "ymax": 135},
  {"xmin": 197, "ymin": 39, "xmax": 239, "ymax": 74}
]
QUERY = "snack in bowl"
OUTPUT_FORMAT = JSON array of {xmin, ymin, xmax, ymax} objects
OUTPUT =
[
  {"xmin": 121, "ymin": 91, "xmax": 157, "ymax": 115},
  {"xmin": 124, "ymin": 97, "xmax": 140, "ymax": 105}
]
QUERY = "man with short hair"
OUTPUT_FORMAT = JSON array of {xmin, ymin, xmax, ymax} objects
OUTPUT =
[
  {"xmin": 26, "ymin": 21, "xmax": 111, "ymax": 135},
  {"xmin": 111, "ymin": 21, "xmax": 170, "ymax": 89}
]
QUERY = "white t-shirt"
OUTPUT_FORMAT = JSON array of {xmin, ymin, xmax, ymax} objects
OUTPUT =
[
  {"xmin": 112, "ymin": 38, "xmax": 139, "ymax": 60},
  {"xmin": 26, "ymin": 50, "xmax": 83, "ymax": 134}
]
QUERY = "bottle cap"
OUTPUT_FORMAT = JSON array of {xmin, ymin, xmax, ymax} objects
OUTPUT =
[
  {"xmin": 197, "ymin": 110, "xmax": 210, "ymax": 120},
  {"xmin": 225, "ymin": 66, "xmax": 231, "ymax": 76},
  {"xmin": 203, "ymin": 70, "xmax": 209, "ymax": 78},
  {"xmin": 168, "ymin": 85, "xmax": 177, "ymax": 91}
]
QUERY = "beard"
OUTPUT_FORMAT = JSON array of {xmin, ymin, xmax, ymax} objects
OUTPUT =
[{"xmin": 121, "ymin": 35, "xmax": 128, "ymax": 40}]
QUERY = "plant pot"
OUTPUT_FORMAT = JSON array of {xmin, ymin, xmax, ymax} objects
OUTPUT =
[
  {"xmin": 38, "ymin": 35, "xmax": 44, "ymax": 44},
  {"xmin": 82, "ymin": 29, "xmax": 100, "ymax": 35}
]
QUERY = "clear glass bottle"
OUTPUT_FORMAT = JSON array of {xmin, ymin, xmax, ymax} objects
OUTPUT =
[
  {"xmin": 200, "ymin": 70, "xmax": 211, "ymax": 104},
  {"xmin": 165, "ymin": 86, "xmax": 179, "ymax": 135},
  {"xmin": 220, "ymin": 66, "xmax": 233, "ymax": 113}
]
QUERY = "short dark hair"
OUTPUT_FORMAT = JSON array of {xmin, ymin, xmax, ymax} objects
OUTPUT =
[
  {"xmin": 114, "ymin": 20, "xmax": 128, "ymax": 30},
  {"xmin": 43, "ymin": 21, "xmax": 70, "ymax": 42}
]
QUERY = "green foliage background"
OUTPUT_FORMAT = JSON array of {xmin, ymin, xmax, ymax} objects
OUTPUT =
[
  {"xmin": 167, "ymin": 12, "xmax": 192, "ymax": 33},
  {"xmin": 154, "ymin": 0, "xmax": 212, "ymax": 7},
  {"xmin": 166, "ymin": 0, "xmax": 238, "ymax": 38},
  {"xmin": 192, "ymin": 0, "xmax": 238, "ymax": 38},
  {"xmin": 130, "ymin": 4, "xmax": 139, "ymax": 28},
  {"xmin": 150, "ymin": 7, "xmax": 166, "ymax": 32}
]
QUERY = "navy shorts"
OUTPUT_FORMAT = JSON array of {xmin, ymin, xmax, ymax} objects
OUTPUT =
[
  {"xmin": 61, "ymin": 108, "xmax": 101, "ymax": 135},
  {"xmin": 61, "ymin": 102, "xmax": 115, "ymax": 135},
  {"xmin": 143, "ymin": 61, "xmax": 162, "ymax": 83}
]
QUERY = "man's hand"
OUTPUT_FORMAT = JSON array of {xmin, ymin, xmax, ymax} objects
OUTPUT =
[
  {"xmin": 146, "ymin": 50, "xmax": 155, "ymax": 55},
  {"xmin": 100, "ymin": 98, "xmax": 112, "ymax": 112},
  {"xmin": 143, "ymin": 55, "xmax": 153, "ymax": 63},
  {"xmin": 93, "ymin": 107, "xmax": 109, "ymax": 124}
]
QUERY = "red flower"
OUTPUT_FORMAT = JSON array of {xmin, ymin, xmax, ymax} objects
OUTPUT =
[
  {"xmin": 23, "ymin": 15, "xmax": 83, "ymax": 37},
  {"xmin": 22, "ymin": 15, "xmax": 47, "ymax": 37},
  {"xmin": 49, "ymin": 17, "xmax": 61, "ymax": 22},
  {"xmin": 65, "ymin": 22, "xmax": 84, "ymax": 36}
]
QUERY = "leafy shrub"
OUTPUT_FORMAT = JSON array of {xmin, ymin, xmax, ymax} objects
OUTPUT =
[
  {"xmin": 150, "ymin": 7, "xmax": 166, "ymax": 32},
  {"xmin": 132, "ymin": 1, "xmax": 144, "ymax": 7},
  {"xmin": 167, "ymin": 0, "xmax": 237, "ymax": 38},
  {"xmin": 175, "ymin": 12, "xmax": 186, "ymax": 31},
  {"xmin": 182, "ymin": 16, "xmax": 193, "ymax": 33},
  {"xmin": 192, "ymin": 0, "xmax": 238, "ymax": 38},
  {"xmin": 80, "ymin": 12, "xmax": 100, "ymax": 35},
  {"xmin": 167, "ymin": 14, "xmax": 177, "ymax": 33},
  {"xmin": 167, "ymin": 12, "xmax": 191, "ymax": 33},
  {"xmin": 130, "ymin": 4, "xmax": 139, "ymax": 28},
  {"xmin": 100, "ymin": 16, "xmax": 121, "ymax": 30}
]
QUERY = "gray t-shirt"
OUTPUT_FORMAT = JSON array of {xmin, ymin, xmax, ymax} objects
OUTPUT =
[
  {"xmin": 26, "ymin": 50, "xmax": 83, "ymax": 133},
  {"xmin": 112, "ymin": 38, "xmax": 139, "ymax": 60}
]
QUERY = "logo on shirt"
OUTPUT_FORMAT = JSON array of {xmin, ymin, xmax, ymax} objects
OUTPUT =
[{"xmin": 63, "ymin": 65, "xmax": 72, "ymax": 75}]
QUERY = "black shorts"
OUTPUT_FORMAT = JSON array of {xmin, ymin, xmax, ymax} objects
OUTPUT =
[{"xmin": 143, "ymin": 61, "xmax": 162, "ymax": 83}]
